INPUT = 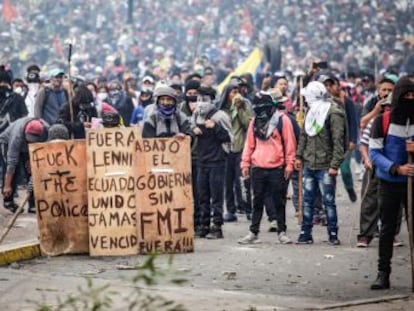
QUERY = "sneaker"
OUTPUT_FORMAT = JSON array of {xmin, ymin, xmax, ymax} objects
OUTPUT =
[
  {"xmin": 328, "ymin": 232, "xmax": 341, "ymax": 246},
  {"xmin": 296, "ymin": 232, "xmax": 313, "ymax": 244},
  {"xmin": 236, "ymin": 208, "xmax": 246, "ymax": 214},
  {"xmin": 328, "ymin": 237, "xmax": 341, "ymax": 246},
  {"xmin": 268, "ymin": 220, "xmax": 278, "ymax": 232},
  {"xmin": 197, "ymin": 226, "xmax": 210, "ymax": 238},
  {"xmin": 278, "ymin": 232, "xmax": 292, "ymax": 244},
  {"xmin": 28, "ymin": 206, "xmax": 36, "ymax": 214},
  {"xmin": 223, "ymin": 212, "xmax": 237, "ymax": 222},
  {"xmin": 238, "ymin": 232, "xmax": 260, "ymax": 244},
  {"xmin": 347, "ymin": 189, "xmax": 357, "ymax": 203},
  {"xmin": 3, "ymin": 202, "xmax": 21, "ymax": 214},
  {"xmin": 357, "ymin": 237, "xmax": 370, "ymax": 248},
  {"xmin": 206, "ymin": 225, "xmax": 223, "ymax": 239},
  {"xmin": 393, "ymin": 235, "xmax": 404, "ymax": 247},
  {"xmin": 246, "ymin": 213, "xmax": 252, "ymax": 221}
]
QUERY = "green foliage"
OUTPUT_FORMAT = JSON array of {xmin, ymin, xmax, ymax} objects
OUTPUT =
[{"xmin": 30, "ymin": 252, "xmax": 187, "ymax": 311}]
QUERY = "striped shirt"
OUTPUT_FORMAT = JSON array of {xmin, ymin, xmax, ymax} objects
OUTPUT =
[{"xmin": 360, "ymin": 119, "xmax": 373, "ymax": 146}]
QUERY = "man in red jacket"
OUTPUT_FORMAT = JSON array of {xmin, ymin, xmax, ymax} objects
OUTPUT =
[{"xmin": 238, "ymin": 91, "xmax": 296, "ymax": 244}]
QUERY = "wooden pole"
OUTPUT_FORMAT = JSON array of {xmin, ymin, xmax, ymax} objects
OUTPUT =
[
  {"xmin": 67, "ymin": 43, "xmax": 74, "ymax": 125},
  {"xmin": 406, "ymin": 140, "xmax": 414, "ymax": 292},
  {"xmin": 297, "ymin": 76, "xmax": 304, "ymax": 225},
  {"xmin": 0, "ymin": 193, "xmax": 30, "ymax": 245}
]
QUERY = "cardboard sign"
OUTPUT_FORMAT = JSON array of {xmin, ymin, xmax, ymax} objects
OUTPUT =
[
  {"xmin": 86, "ymin": 128, "xmax": 139, "ymax": 256},
  {"xmin": 30, "ymin": 140, "xmax": 89, "ymax": 256},
  {"xmin": 135, "ymin": 137, "xmax": 194, "ymax": 254}
]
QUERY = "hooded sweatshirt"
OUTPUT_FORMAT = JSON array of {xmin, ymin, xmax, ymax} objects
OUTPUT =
[
  {"xmin": 217, "ymin": 83, "xmax": 251, "ymax": 153},
  {"xmin": 369, "ymin": 77, "xmax": 414, "ymax": 183},
  {"xmin": 192, "ymin": 103, "xmax": 232, "ymax": 167}
]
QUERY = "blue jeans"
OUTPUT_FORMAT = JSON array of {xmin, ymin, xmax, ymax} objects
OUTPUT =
[{"xmin": 301, "ymin": 168, "xmax": 338, "ymax": 236}]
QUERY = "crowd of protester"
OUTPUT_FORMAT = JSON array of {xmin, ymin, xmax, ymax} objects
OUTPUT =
[{"xmin": 1, "ymin": 0, "xmax": 414, "ymax": 292}]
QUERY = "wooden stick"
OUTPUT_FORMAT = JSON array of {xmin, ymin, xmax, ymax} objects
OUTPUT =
[
  {"xmin": 0, "ymin": 193, "xmax": 30, "ymax": 245},
  {"xmin": 297, "ymin": 76, "xmax": 304, "ymax": 225},
  {"xmin": 407, "ymin": 143, "xmax": 414, "ymax": 292}
]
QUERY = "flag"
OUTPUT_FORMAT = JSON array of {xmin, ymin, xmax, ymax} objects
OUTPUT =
[
  {"xmin": 2, "ymin": 0, "xmax": 18, "ymax": 23},
  {"xmin": 217, "ymin": 47, "xmax": 262, "ymax": 93}
]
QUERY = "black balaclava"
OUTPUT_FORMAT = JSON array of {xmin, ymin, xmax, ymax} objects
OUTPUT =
[
  {"xmin": 184, "ymin": 79, "xmax": 201, "ymax": 104},
  {"xmin": 252, "ymin": 93, "xmax": 277, "ymax": 140},
  {"xmin": 390, "ymin": 77, "xmax": 414, "ymax": 125}
]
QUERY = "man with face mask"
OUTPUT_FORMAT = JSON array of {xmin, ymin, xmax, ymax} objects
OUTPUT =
[
  {"xmin": 138, "ymin": 88, "xmax": 154, "ymax": 108},
  {"xmin": 369, "ymin": 76, "xmax": 414, "ymax": 290},
  {"xmin": 217, "ymin": 81, "xmax": 250, "ymax": 222},
  {"xmin": 357, "ymin": 93, "xmax": 403, "ymax": 248},
  {"xmin": 181, "ymin": 79, "xmax": 201, "ymax": 118},
  {"xmin": 192, "ymin": 88, "xmax": 232, "ymax": 239},
  {"xmin": 142, "ymin": 84, "xmax": 193, "ymax": 138},
  {"xmin": 106, "ymin": 80, "xmax": 134, "ymax": 127},
  {"xmin": 12, "ymin": 79, "xmax": 27, "ymax": 98},
  {"xmin": 238, "ymin": 91, "xmax": 296, "ymax": 245},
  {"xmin": 0, "ymin": 70, "xmax": 28, "ymax": 135},
  {"xmin": 295, "ymin": 81, "xmax": 346, "ymax": 246},
  {"xmin": 180, "ymin": 79, "xmax": 201, "ymax": 234}
]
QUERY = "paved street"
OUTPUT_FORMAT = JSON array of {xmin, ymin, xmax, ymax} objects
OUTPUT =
[{"xmin": 1, "ymin": 175, "xmax": 414, "ymax": 310}]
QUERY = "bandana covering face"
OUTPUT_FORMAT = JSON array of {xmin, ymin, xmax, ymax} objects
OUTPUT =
[
  {"xmin": 157, "ymin": 105, "xmax": 176, "ymax": 118},
  {"xmin": 301, "ymin": 81, "xmax": 331, "ymax": 137},
  {"xmin": 253, "ymin": 103, "xmax": 277, "ymax": 140}
]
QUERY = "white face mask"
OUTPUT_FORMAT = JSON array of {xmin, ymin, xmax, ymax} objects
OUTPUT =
[
  {"xmin": 97, "ymin": 92, "xmax": 108, "ymax": 101},
  {"xmin": 14, "ymin": 87, "xmax": 24, "ymax": 96},
  {"xmin": 196, "ymin": 101, "xmax": 211, "ymax": 117}
]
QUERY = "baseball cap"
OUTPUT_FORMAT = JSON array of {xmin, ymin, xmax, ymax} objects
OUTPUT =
[
  {"xmin": 48, "ymin": 68, "xmax": 64, "ymax": 79},
  {"xmin": 25, "ymin": 119, "xmax": 48, "ymax": 143},
  {"xmin": 142, "ymin": 75, "xmax": 155, "ymax": 84},
  {"xmin": 317, "ymin": 71, "xmax": 338, "ymax": 84}
]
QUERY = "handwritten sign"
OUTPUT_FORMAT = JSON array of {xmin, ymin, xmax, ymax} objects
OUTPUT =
[
  {"xmin": 30, "ymin": 140, "xmax": 89, "ymax": 256},
  {"xmin": 135, "ymin": 137, "xmax": 194, "ymax": 254},
  {"xmin": 86, "ymin": 128, "xmax": 139, "ymax": 256}
]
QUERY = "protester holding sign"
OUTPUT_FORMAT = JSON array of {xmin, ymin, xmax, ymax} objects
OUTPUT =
[
  {"xmin": 142, "ymin": 84, "xmax": 193, "ymax": 139},
  {"xmin": 0, "ymin": 117, "xmax": 48, "ymax": 213}
]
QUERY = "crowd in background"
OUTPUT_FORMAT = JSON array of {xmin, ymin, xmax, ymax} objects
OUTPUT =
[{"xmin": 1, "ymin": 0, "xmax": 414, "ymax": 84}]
